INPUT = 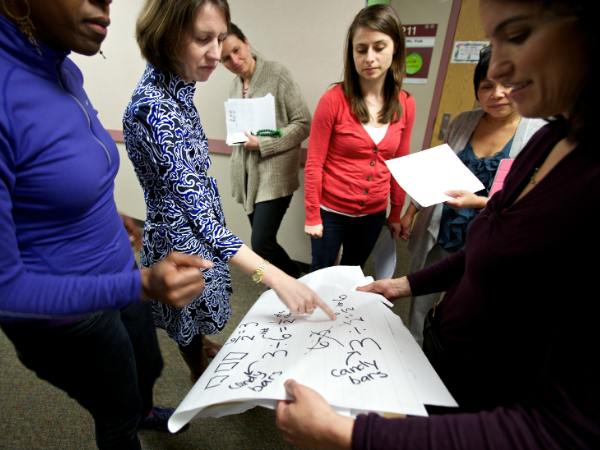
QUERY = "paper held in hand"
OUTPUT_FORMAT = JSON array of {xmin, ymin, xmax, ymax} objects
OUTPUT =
[
  {"xmin": 224, "ymin": 93, "xmax": 277, "ymax": 145},
  {"xmin": 385, "ymin": 144, "xmax": 485, "ymax": 208},
  {"xmin": 167, "ymin": 266, "xmax": 457, "ymax": 433}
]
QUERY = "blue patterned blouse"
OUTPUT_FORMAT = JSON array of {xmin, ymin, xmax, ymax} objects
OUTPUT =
[
  {"xmin": 123, "ymin": 63, "xmax": 243, "ymax": 345},
  {"xmin": 437, "ymin": 135, "xmax": 514, "ymax": 253}
]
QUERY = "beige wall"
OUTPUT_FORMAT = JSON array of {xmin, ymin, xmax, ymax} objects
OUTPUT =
[
  {"xmin": 391, "ymin": 0, "xmax": 453, "ymax": 153},
  {"xmin": 72, "ymin": 0, "xmax": 454, "ymax": 264}
]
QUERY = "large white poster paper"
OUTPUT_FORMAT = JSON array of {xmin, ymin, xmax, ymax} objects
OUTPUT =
[
  {"xmin": 168, "ymin": 267, "xmax": 456, "ymax": 433},
  {"xmin": 385, "ymin": 144, "xmax": 485, "ymax": 208}
]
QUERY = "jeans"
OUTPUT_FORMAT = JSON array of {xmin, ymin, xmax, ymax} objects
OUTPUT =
[
  {"xmin": 248, "ymin": 195, "xmax": 300, "ymax": 278},
  {"xmin": 0, "ymin": 301, "xmax": 163, "ymax": 450},
  {"xmin": 309, "ymin": 209, "xmax": 386, "ymax": 272}
]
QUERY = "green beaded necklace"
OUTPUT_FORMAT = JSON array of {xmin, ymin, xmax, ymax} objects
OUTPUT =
[{"xmin": 254, "ymin": 129, "xmax": 282, "ymax": 137}]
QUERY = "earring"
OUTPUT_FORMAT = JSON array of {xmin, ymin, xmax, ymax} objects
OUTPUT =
[{"xmin": 2, "ymin": 0, "xmax": 42, "ymax": 56}]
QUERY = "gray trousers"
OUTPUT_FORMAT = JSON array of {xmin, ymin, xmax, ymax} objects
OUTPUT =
[{"xmin": 408, "ymin": 244, "xmax": 451, "ymax": 347}]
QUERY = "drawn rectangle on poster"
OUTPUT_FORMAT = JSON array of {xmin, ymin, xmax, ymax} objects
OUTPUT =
[{"xmin": 215, "ymin": 362, "xmax": 239, "ymax": 372}]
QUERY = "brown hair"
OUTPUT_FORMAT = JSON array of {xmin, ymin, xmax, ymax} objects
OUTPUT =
[
  {"xmin": 136, "ymin": 0, "xmax": 231, "ymax": 75},
  {"xmin": 228, "ymin": 23, "xmax": 247, "ymax": 43},
  {"xmin": 341, "ymin": 4, "xmax": 407, "ymax": 125}
]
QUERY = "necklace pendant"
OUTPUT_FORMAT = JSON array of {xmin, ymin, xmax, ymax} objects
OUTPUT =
[{"xmin": 530, "ymin": 167, "xmax": 539, "ymax": 185}]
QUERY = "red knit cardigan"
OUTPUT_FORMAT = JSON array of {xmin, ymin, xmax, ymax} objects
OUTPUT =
[{"xmin": 304, "ymin": 85, "xmax": 415, "ymax": 226}]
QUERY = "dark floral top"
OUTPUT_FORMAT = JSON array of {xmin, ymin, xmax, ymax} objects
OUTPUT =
[{"xmin": 123, "ymin": 63, "xmax": 243, "ymax": 345}]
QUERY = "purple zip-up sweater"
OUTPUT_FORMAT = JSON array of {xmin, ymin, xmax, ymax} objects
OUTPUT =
[{"xmin": 0, "ymin": 15, "xmax": 141, "ymax": 321}]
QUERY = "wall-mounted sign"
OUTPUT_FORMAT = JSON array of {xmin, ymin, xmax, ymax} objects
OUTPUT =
[
  {"xmin": 451, "ymin": 41, "xmax": 490, "ymax": 63},
  {"xmin": 403, "ymin": 24, "xmax": 438, "ymax": 85}
]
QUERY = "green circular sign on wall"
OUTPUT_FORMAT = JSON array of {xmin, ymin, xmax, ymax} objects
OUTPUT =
[{"xmin": 406, "ymin": 53, "xmax": 423, "ymax": 75}]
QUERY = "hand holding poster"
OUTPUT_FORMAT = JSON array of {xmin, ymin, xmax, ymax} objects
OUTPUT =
[{"xmin": 168, "ymin": 267, "xmax": 456, "ymax": 432}]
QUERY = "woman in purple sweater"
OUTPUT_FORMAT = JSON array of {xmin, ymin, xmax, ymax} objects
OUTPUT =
[
  {"xmin": 0, "ymin": 0, "xmax": 210, "ymax": 447},
  {"xmin": 275, "ymin": 0, "xmax": 600, "ymax": 448}
]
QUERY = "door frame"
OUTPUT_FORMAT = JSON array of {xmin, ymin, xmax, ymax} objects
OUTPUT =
[{"xmin": 422, "ymin": 0, "xmax": 463, "ymax": 150}]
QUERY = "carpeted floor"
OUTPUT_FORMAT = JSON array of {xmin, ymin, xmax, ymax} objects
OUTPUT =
[{"xmin": 0, "ymin": 231, "xmax": 412, "ymax": 449}]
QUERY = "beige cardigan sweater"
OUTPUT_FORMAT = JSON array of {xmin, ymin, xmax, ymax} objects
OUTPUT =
[{"xmin": 229, "ymin": 55, "xmax": 311, "ymax": 214}]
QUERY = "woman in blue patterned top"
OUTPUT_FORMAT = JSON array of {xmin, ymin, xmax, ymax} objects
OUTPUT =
[{"xmin": 123, "ymin": 0, "xmax": 335, "ymax": 383}]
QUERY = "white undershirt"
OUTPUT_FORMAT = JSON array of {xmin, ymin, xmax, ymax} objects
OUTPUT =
[{"xmin": 362, "ymin": 123, "xmax": 388, "ymax": 145}]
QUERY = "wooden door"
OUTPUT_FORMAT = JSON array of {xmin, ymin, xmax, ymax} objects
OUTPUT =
[{"xmin": 429, "ymin": 0, "xmax": 486, "ymax": 148}]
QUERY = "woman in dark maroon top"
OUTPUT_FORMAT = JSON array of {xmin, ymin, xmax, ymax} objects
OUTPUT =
[{"xmin": 275, "ymin": 0, "xmax": 600, "ymax": 449}]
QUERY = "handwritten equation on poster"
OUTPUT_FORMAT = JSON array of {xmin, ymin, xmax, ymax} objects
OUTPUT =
[{"xmin": 169, "ymin": 283, "xmax": 427, "ymax": 431}]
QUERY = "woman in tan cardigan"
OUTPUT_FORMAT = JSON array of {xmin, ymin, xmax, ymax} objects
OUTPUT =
[{"xmin": 221, "ymin": 24, "xmax": 311, "ymax": 278}]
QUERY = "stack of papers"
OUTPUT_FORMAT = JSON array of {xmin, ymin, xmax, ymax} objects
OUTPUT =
[
  {"xmin": 168, "ymin": 266, "xmax": 457, "ymax": 432},
  {"xmin": 224, "ymin": 93, "xmax": 277, "ymax": 145}
]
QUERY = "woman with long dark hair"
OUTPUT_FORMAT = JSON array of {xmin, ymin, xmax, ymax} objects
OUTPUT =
[
  {"xmin": 304, "ymin": 4, "xmax": 415, "ymax": 272},
  {"xmin": 276, "ymin": 1, "xmax": 600, "ymax": 448}
]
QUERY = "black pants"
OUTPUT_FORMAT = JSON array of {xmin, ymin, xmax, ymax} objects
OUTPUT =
[
  {"xmin": 422, "ymin": 307, "xmax": 462, "ymax": 415},
  {"xmin": 248, "ymin": 195, "xmax": 299, "ymax": 278},
  {"xmin": 309, "ymin": 209, "xmax": 386, "ymax": 273},
  {"xmin": 1, "ymin": 302, "xmax": 163, "ymax": 449}
]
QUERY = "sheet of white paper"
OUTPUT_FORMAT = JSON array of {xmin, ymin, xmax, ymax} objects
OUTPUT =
[
  {"xmin": 225, "ymin": 132, "xmax": 248, "ymax": 145},
  {"xmin": 297, "ymin": 265, "xmax": 371, "ymax": 291},
  {"xmin": 385, "ymin": 144, "xmax": 485, "ymax": 208},
  {"xmin": 371, "ymin": 233, "xmax": 397, "ymax": 280},
  {"xmin": 168, "ymin": 282, "xmax": 429, "ymax": 432},
  {"xmin": 376, "ymin": 302, "xmax": 457, "ymax": 407},
  {"xmin": 224, "ymin": 94, "xmax": 277, "ymax": 144}
]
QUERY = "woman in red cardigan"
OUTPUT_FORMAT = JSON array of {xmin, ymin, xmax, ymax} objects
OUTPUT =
[{"xmin": 304, "ymin": 4, "xmax": 415, "ymax": 272}]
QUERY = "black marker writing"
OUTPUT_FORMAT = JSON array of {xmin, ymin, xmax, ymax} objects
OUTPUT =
[
  {"xmin": 305, "ymin": 327, "xmax": 344, "ymax": 354},
  {"xmin": 331, "ymin": 360, "xmax": 379, "ymax": 377},
  {"xmin": 349, "ymin": 337, "xmax": 381, "ymax": 351}
]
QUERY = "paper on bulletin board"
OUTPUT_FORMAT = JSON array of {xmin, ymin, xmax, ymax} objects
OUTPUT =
[
  {"xmin": 385, "ymin": 144, "xmax": 485, "ymax": 208},
  {"xmin": 168, "ymin": 266, "xmax": 457, "ymax": 432},
  {"xmin": 451, "ymin": 41, "xmax": 490, "ymax": 63}
]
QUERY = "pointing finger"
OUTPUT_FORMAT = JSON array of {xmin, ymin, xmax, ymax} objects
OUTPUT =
[{"xmin": 313, "ymin": 295, "xmax": 336, "ymax": 320}]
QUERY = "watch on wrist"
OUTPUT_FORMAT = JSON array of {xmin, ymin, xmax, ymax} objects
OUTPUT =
[{"xmin": 251, "ymin": 260, "xmax": 269, "ymax": 283}]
